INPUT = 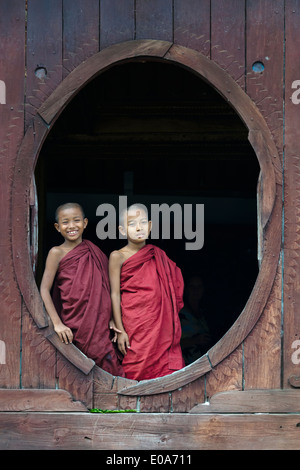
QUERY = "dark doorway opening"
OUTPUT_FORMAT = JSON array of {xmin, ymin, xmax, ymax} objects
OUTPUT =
[{"xmin": 35, "ymin": 60, "xmax": 259, "ymax": 364}]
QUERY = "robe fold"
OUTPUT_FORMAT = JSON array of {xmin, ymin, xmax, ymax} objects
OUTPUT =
[
  {"xmin": 52, "ymin": 239, "xmax": 124, "ymax": 376},
  {"xmin": 120, "ymin": 244, "xmax": 185, "ymax": 381}
]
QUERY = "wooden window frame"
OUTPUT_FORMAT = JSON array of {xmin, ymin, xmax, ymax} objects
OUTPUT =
[{"xmin": 12, "ymin": 40, "xmax": 281, "ymax": 396}]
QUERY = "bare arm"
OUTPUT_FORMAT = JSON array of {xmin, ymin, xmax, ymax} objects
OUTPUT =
[
  {"xmin": 40, "ymin": 248, "xmax": 73, "ymax": 344},
  {"xmin": 108, "ymin": 251, "xmax": 130, "ymax": 355}
]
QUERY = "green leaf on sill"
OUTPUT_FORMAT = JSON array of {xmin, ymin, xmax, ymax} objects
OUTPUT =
[{"xmin": 89, "ymin": 408, "xmax": 137, "ymax": 413}]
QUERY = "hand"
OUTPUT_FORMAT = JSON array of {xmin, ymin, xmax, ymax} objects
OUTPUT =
[
  {"xmin": 109, "ymin": 319, "xmax": 123, "ymax": 343},
  {"xmin": 54, "ymin": 322, "xmax": 73, "ymax": 344},
  {"xmin": 117, "ymin": 331, "xmax": 130, "ymax": 356}
]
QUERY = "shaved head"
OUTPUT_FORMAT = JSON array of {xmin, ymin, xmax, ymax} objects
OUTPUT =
[
  {"xmin": 119, "ymin": 203, "xmax": 148, "ymax": 227},
  {"xmin": 55, "ymin": 203, "xmax": 85, "ymax": 222}
]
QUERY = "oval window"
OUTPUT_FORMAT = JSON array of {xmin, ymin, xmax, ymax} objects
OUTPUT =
[
  {"xmin": 12, "ymin": 41, "xmax": 280, "ymax": 396},
  {"xmin": 35, "ymin": 60, "xmax": 259, "ymax": 368}
]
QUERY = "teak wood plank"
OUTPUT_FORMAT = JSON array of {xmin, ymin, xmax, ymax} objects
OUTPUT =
[
  {"xmin": 100, "ymin": 0, "xmax": 134, "ymax": 50},
  {"xmin": 0, "ymin": 0, "xmax": 25, "ymax": 389},
  {"xmin": 46, "ymin": 330, "xmax": 95, "ymax": 376},
  {"xmin": 135, "ymin": 0, "xmax": 173, "ymax": 42},
  {"xmin": 63, "ymin": 0, "xmax": 99, "ymax": 77},
  {"xmin": 283, "ymin": 0, "xmax": 300, "ymax": 388},
  {"xmin": 246, "ymin": 0, "xmax": 284, "ymax": 163},
  {"xmin": 1, "ymin": 412, "xmax": 300, "ymax": 450},
  {"xmin": 248, "ymin": 130, "xmax": 278, "ymax": 230},
  {"xmin": 118, "ymin": 354, "xmax": 211, "ymax": 396},
  {"xmin": 243, "ymin": 264, "xmax": 282, "ymax": 389},
  {"xmin": 0, "ymin": 389, "xmax": 87, "ymax": 412},
  {"xmin": 190, "ymin": 389, "xmax": 300, "ymax": 414},
  {"xmin": 171, "ymin": 376, "xmax": 206, "ymax": 413},
  {"xmin": 0, "ymin": 1, "xmax": 25, "ymax": 106},
  {"xmin": 20, "ymin": 301, "xmax": 57, "ymax": 389},
  {"xmin": 173, "ymin": 0, "xmax": 211, "ymax": 56},
  {"xmin": 211, "ymin": 0, "xmax": 245, "ymax": 86},
  {"xmin": 55, "ymin": 352, "xmax": 94, "ymax": 408},
  {"xmin": 205, "ymin": 347, "xmax": 243, "ymax": 401},
  {"xmin": 26, "ymin": 0, "xmax": 63, "ymax": 125}
]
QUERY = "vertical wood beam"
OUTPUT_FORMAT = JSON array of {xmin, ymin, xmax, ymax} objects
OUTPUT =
[
  {"xmin": 283, "ymin": 1, "xmax": 300, "ymax": 388},
  {"xmin": 0, "ymin": 0, "xmax": 25, "ymax": 388}
]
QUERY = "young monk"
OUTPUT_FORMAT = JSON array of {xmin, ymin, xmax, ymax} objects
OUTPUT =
[
  {"xmin": 109, "ymin": 204, "xmax": 185, "ymax": 381},
  {"xmin": 40, "ymin": 202, "xmax": 124, "ymax": 377}
]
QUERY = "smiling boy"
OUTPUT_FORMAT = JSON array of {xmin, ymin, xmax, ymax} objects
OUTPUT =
[
  {"xmin": 109, "ymin": 204, "xmax": 185, "ymax": 381},
  {"xmin": 40, "ymin": 202, "xmax": 124, "ymax": 376}
]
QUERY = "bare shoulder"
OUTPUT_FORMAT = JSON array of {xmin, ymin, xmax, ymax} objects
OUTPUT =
[
  {"xmin": 47, "ymin": 245, "xmax": 65, "ymax": 264},
  {"xmin": 41, "ymin": 246, "xmax": 65, "ymax": 285},
  {"xmin": 109, "ymin": 249, "xmax": 124, "ymax": 266}
]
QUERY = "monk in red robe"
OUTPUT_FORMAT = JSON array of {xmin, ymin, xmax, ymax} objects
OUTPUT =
[
  {"xmin": 109, "ymin": 204, "xmax": 185, "ymax": 381},
  {"xmin": 40, "ymin": 203, "xmax": 124, "ymax": 377}
]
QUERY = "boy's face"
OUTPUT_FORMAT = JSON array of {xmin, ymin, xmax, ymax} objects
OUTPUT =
[
  {"xmin": 120, "ymin": 208, "xmax": 151, "ymax": 242},
  {"xmin": 55, "ymin": 207, "xmax": 88, "ymax": 242}
]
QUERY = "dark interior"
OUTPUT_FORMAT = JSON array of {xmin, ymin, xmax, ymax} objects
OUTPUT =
[{"xmin": 35, "ymin": 60, "xmax": 260, "ymax": 363}]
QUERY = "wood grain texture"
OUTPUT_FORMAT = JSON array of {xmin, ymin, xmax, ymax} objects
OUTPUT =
[
  {"xmin": 190, "ymin": 389, "xmax": 300, "ymax": 413},
  {"xmin": 211, "ymin": 0, "xmax": 245, "ymax": 87},
  {"xmin": 0, "ymin": 0, "xmax": 25, "ymax": 389},
  {"xmin": 63, "ymin": 0, "xmax": 99, "ymax": 77},
  {"xmin": 135, "ymin": 0, "xmax": 173, "ymax": 41},
  {"xmin": 283, "ymin": 0, "xmax": 300, "ymax": 388},
  {"xmin": 100, "ymin": 0, "xmax": 134, "ymax": 50},
  {"xmin": 119, "ymin": 355, "xmax": 211, "ymax": 396},
  {"xmin": 1, "ymin": 412, "xmax": 300, "ymax": 450},
  {"xmin": 171, "ymin": 377, "xmax": 206, "ymax": 413},
  {"xmin": 205, "ymin": 347, "xmax": 243, "ymax": 401},
  {"xmin": 0, "ymin": 389, "xmax": 87, "ymax": 412},
  {"xmin": 246, "ymin": 0, "xmax": 284, "ymax": 163},
  {"xmin": 26, "ymin": 0, "xmax": 63, "ymax": 126},
  {"xmin": 243, "ymin": 263, "xmax": 282, "ymax": 389},
  {"xmin": 174, "ymin": 0, "xmax": 211, "ymax": 56},
  {"xmin": 20, "ymin": 301, "xmax": 57, "ymax": 389}
]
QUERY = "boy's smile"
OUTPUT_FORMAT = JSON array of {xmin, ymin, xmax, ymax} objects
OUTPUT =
[
  {"xmin": 67, "ymin": 229, "xmax": 79, "ymax": 236},
  {"xmin": 55, "ymin": 207, "xmax": 88, "ymax": 244}
]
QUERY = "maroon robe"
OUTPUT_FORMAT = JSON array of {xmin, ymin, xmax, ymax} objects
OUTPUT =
[
  {"xmin": 52, "ymin": 240, "xmax": 124, "ymax": 376},
  {"xmin": 120, "ymin": 244, "xmax": 185, "ymax": 381}
]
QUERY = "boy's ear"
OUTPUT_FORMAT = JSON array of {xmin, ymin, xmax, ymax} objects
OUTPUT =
[
  {"xmin": 118, "ymin": 225, "xmax": 127, "ymax": 238},
  {"xmin": 84, "ymin": 218, "xmax": 88, "ymax": 229},
  {"xmin": 54, "ymin": 222, "xmax": 60, "ymax": 233},
  {"xmin": 148, "ymin": 220, "xmax": 152, "ymax": 233}
]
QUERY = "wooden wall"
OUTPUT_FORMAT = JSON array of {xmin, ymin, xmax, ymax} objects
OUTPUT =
[{"xmin": 1, "ymin": 0, "xmax": 300, "ymax": 450}]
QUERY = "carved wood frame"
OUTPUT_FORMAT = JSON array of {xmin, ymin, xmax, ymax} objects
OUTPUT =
[{"xmin": 12, "ymin": 40, "xmax": 282, "ymax": 396}]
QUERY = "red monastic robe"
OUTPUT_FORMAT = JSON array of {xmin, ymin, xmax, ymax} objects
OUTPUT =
[
  {"xmin": 120, "ymin": 244, "xmax": 185, "ymax": 381},
  {"xmin": 52, "ymin": 240, "xmax": 124, "ymax": 376}
]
